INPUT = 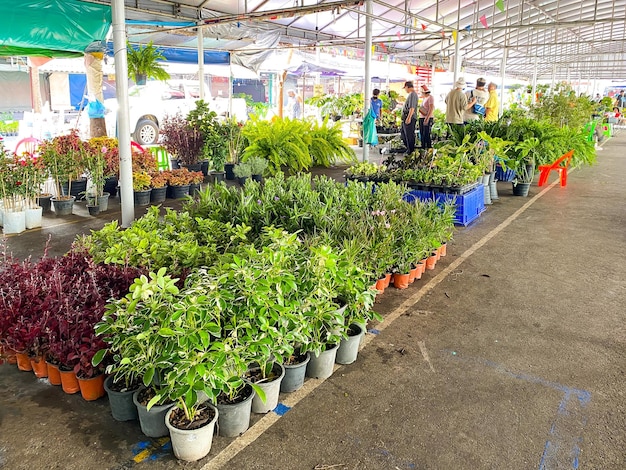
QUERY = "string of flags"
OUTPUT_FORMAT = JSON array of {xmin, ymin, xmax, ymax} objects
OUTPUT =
[{"xmin": 405, "ymin": 0, "xmax": 505, "ymax": 43}]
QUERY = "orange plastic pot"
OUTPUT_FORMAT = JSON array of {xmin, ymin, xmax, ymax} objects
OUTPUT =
[
  {"xmin": 375, "ymin": 276, "xmax": 386, "ymax": 292},
  {"xmin": 383, "ymin": 273, "xmax": 392, "ymax": 288},
  {"xmin": 77, "ymin": 374, "xmax": 106, "ymax": 401},
  {"xmin": 434, "ymin": 247, "xmax": 441, "ymax": 260},
  {"xmin": 15, "ymin": 352, "xmax": 33, "ymax": 371},
  {"xmin": 409, "ymin": 266, "xmax": 419, "ymax": 283},
  {"xmin": 426, "ymin": 253, "xmax": 438, "ymax": 270},
  {"xmin": 59, "ymin": 369, "xmax": 80, "ymax": 394},
  {"xmin": 414, "ymin": 262, "xmax": 425, "ymax": 280},
  {"xmin": 439, "ymin": 243, "xmax": 447, "ymax": 257},
  {"xmin": 393, "ymin": 272, "xmax": 410, "ymax": 289},
  {"xmin": 30, "ymin": 356, "xmax": 48, "ymax": 378},
  {"xmin": 3, "ymin": 347, "xmax": 18, "ymax": 365},
  {"xmin": 46, "ymin": 362, "xmax": 62, "ymax": 386}
]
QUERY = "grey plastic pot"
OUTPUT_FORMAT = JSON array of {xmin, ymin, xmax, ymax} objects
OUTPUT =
[
  {"xmin": 281, "ymin": 353, "xmax": 310, "ymax": 393},
  {"xmin": 336, "ymin": 323, "xmax": 364, "ymax": 365},
  {"xmin": 132, "ymin": 388, "xmax": 174, "ymax": 438},
  {"xmin": 306, "ymin": 343, "xmax": 339, "ymax": 379},
  {"xmin": 248, "ymin": 363, "xmax": 285, "ymax": 414},
  {"xmin": 216, "ymin": 384, "xmax": 255, "ymax": 437},
  {"xmin": 103, "ymin": 376, "xmax": 138, "ymax": 422},
  {"xmin": 165, "ymin": 404, "xmax": 218, "ymax": 462}
]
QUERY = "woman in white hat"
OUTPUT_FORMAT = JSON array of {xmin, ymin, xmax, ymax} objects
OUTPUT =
[{"xmin": 418, "ymin": 85, "xmax": 435, "ymax": 149}]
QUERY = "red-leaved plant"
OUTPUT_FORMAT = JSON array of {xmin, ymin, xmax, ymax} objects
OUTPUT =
[{"xmin": 0, "ymin": 240, "xmax": 143, "ymax": 378}]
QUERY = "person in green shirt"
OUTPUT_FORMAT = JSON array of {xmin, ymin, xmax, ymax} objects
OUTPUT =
[{"xmin": 484, "ymin": 82, "xmax": 500, "ymax": 122}]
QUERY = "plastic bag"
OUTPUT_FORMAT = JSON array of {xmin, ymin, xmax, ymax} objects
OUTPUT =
[{"xmin": 87, "ymin": 100, "xmax": 105, "ymax": 119}]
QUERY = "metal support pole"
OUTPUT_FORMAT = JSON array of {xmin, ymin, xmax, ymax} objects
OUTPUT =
[
  {"xmin": 197, "ymin": 27, "xmax": 205, "ymax": 100},
  {"xmin": 111, "ymin": 0, "xmax": 134, "ymax": 227},
  {"xmin": 531, "ymin": 56, "xmax": 538, "ymax": 106},
  {"xmin": 499, "ymin": 48, "xmax": 507, "ymax": 116},
  {"xmin": 363, "ymin": 0, "xmax": 372, "ymax": 162}
]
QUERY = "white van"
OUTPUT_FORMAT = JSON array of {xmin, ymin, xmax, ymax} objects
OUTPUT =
[{"xmin": 104, "ymin": 80, "xmax": 247, "ymax": 145}]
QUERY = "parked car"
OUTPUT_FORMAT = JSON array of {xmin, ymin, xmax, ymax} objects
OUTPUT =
[{"xmin": 104, "ymin": 80, "xmax": 247, "ymax": 145}]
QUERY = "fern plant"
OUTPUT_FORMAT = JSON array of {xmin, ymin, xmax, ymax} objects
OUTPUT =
[
  {"xmin": 309, "ymin": 118, "xmax": 357, "ymax": 167},
  {"xmin": 126, "ymin": 41, "xmax": 170, "ymax": 85},
  {"xmin": 242, "ymin": 117, "xmax": 312, "ymax": 175}
]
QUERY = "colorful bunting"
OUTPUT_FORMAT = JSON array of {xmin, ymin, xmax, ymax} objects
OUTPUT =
[
  {"xmin": 452, "ymin": 30, "xmax": 457, "ymax": 42},
  {"xmin": 496, "ymin": 0, "xmax": 505, "ymax": 13},
  {"xmin": 464, "ymin": 25, "xmax": 471, "ymax": 32},
  {"xmin": 480, "ymin": 15, "xmax": 488, "ymax": 28},
  {"xmin": 421, "ymin": 24, "xmax": 427, "ymax": 30},
  {"xmin": 396, "ymin": 31, "xmax": 402, "ymax": 40},
  {"xmin": 379, "ymin": 43, "xmax": 387, "ymax": 52}
]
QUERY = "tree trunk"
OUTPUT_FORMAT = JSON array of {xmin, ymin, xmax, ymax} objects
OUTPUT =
[{"xmin": 90, "ymin": 118, "xmax": 107, "ymax": 138}]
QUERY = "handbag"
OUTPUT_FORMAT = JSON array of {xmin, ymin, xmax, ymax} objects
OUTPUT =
[{"xmin": 471, "ymin": 91, "xmax": 486, "ymax": 116}]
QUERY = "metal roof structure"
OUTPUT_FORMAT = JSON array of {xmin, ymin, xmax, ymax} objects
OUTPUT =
[{"xmin": 79, "ymin": 0, "xmax": 626, "ymax": 81}]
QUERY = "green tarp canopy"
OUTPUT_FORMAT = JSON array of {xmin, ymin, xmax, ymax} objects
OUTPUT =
[{"xmin": 0, "ymin": 0, "xmax": 111, "ymax": 57}]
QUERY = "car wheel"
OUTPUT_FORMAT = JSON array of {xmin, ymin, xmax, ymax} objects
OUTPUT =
[{"xmin": 134, "ymin": 119, "xmax": 159, "ymax": 145}]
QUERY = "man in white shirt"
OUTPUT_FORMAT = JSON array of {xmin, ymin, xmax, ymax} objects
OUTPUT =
[{"xmin": 464, "ymin": 77, "xmax": 489, "ymax": 123}]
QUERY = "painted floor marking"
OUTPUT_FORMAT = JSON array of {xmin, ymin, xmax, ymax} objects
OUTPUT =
[
  {"xmin": 131, "ymin": 437, "xmax": 171, "ymax": 463},
  {"xmin": 201, "ymin": 179, "xmax": 561, "ymax": 469},
  {"xmin": 447, "ymin": 351, "xmax": 591, "ymax": 470}
]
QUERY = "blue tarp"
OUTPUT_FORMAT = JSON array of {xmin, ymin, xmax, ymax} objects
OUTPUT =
[{"xmin": 106, "ymin": 43, "xmax": 230, "ymax": 65}]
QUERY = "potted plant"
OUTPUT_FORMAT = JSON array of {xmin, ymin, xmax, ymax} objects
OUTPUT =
[
  {"xmin": 149, "ymin": 171, "xmax": 168, "ymax": 203},
  {"xmin": 233, "ymin": 161, "xmax": 252, "ymax": 185},
  {"xmin": 132, "ymin": 171, "xmax": 152, "ymax": 205},
  {"xmin": 39, "ymin": 130, "xmax": 87, "ymax": 215},
  {"xmin": 84, "ymin": 144, "xmax": 108, "ymax": 214},
  {"xmin": 188, "ymin": 170, "xmax": 204, "ymax": 197},
  {"xmin": 160, "ymin": 113, "xmax": 204, "ymax": 169},
  {"xmin": 165, "ymin": 168, "xmax": 193, "ymax": 199},
  {"xmin": 221, "ymin": 118, "xmax": 245, "ymax": 180},
  {"xmin": 245, "ymin": 156, "xmax": 268, "ymax": 182},
  {"xmin": 126, "ymin": 41, "xmax": 170, "ymax": 85},
  {"xmin": 186, "ymin": 101, "xmax": 225, "ymax": 176},
  {"xmin": 507, "ymin": 137, "xmax": 541, "ymax": 196},
  {"xmin": 94, "ymin": 269, "xmax": 181, "ymax": 438},
  {"xmin": 94, "ymin": 268, "xmax": 221, "ymax": 453},
  {"xmin": 241, "ymin": 116, "xmax": 312, "ymax": 175}
]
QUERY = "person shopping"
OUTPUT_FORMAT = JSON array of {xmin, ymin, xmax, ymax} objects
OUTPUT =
[
  {"xmin": 401, "ymin": 81, "xmax": 418, "ymax": 154},
  {"xmin": 418, "ymin": 85, "xmax": 435, "ymax": 149},
  {"xmin": 370, "ymin": 88, "xmax": 383, "ymax": 121}
]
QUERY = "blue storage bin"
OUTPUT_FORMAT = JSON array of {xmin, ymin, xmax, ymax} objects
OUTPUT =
[{"xmin": 404, "ymin": 185, "xmax": 485, "ymax": 226}]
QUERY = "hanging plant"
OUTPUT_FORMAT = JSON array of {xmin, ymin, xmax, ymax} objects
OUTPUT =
[{"xmin": 126, "ymin": 41, "xmax": 170, "ymax": 85}]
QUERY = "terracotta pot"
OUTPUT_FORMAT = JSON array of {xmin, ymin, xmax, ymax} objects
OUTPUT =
[
  {"xmin": 46, "ymin": 362, "xmax": 62, "ymax": 386},
  {"xmin": 393, "ymin": 272, "xmax": 410, "ymax": 289},
  {"xmin": 30, "ymin": 356, "xmax": 48, "ymax": 378},
  {"xmin": 77, "ymin": 374, "xmax": 106, "ymax": 401},
  {"xmin": 409, "ymin": 265, "xmax": 419, "ymax": 283},
  {"xmin": 426, "ymin": 253, "xmax": 438, "ymax": 270},
  {"xmin": 15, "ymin": 352, "xmax": 33, "ymax": 371},
  {"xmin": 383, "ymin": 273, "xmax": 392, "ymax": 288},
  {"xmin": 439, "ymin": 243, "xmax": 447, "ymax": 257},
  {"xmin": 59, "ymin": 369, "xmax": 80, "ymax": 394},
  {"xmin": 375, "ymin": 276, "xmax": 386, "ymax": 292}
]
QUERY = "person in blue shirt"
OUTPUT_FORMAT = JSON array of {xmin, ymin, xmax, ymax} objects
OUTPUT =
[{"xmin": 370, "ymin": 88, "xmax": 383, "ymax": 121}]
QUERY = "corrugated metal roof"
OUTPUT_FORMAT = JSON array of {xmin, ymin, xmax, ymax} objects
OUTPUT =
[{"xmin": 80, "ymin": 0, "xmax": 626, "ymax": 80}]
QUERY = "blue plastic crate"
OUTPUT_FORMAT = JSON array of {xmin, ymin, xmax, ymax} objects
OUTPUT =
[
  {"xmin": 495, "ymin": 165, "xmax": 516, "ymax": 182},
  {"xmin": 403, "ymin": 185, "xmax": 485, "ymax": 226}
]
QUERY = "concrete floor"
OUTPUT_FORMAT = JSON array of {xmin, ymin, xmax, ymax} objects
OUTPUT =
[{"xmin": 1, "ymin": 135, "xmax": 625, "ymax": 470}]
